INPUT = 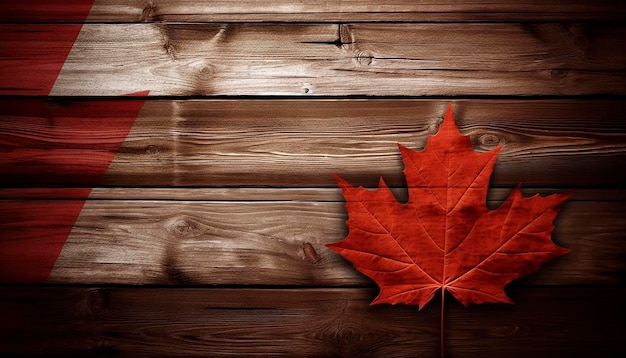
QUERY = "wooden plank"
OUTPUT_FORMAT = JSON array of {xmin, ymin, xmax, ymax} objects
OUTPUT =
[
  {"xmin": 2, "ymin": 0, "xmax": 626, "ymax": 22},
  {"xmin": 2, "ymin": 99, "xmax": 625, "ymax": 187},
  {"xmin": 2, "ymin": 23, "xmax": 624, "ymax": 96},
  {"xmin": 0, "ymin": 199, "xmax": 621, "ymax": 285},
  {"xmin": 0, "ymin": 286, "xmax": 623, "ymax": 357}
]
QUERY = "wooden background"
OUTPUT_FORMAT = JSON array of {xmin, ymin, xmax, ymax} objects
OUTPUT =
[{"xmin": 1, "ymin": 1, "xmax": 625, "ymax": 357}]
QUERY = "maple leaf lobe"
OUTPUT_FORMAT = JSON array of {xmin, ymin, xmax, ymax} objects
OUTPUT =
[{"xmin": 326, "ymin": 104, "xmax": 570, "ymax": 309}]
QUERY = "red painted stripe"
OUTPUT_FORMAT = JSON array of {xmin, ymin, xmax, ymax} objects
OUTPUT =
[
  {"xmin": 0, "ymin": 198, "xmax": 90, "ymax": 283},
  {"xmin": 0, "ymin": 95, "xmax": 148, "ymax": 187},
  {"xmin": 0, "ymin": 0, "xmax": 94, "ymax": 96},
  {"xmin": 0, "ymin": 0, "xmax": 149, "ymax": 283},
  {"xmin": 0, "ymin": 95, "xmax": 148, "ymax": 283},
  {"xmin": 0, "ymin": 24, "xmax": 87, "ymax": 95},
  {"xmin": 0, "ymin": 0, "xmax": 95, "ymax": 23},
  {"xmin": 0, "ymin": 1, "xmax": 94, "ymax": 95}
]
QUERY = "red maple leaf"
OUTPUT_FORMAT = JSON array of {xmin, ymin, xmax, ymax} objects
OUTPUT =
[{"xmin": 326, "ymin": 104, "xmax": 570, "ymax": 355}]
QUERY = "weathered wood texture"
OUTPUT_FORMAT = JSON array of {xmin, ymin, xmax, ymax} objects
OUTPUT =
[
  {"xmin": 2, "ymin": 0, "xmax": 626, "ymax": 22},
  {"xmin": 0, "ymin": 287, "xmax": 624, "ymax": 357},
  {"xmin": 1, "ymin": 1, "xmax": 625, "ymax": 356},
  {"xmin": 2, "ymin": 23, "xmax": 626, "ymax": 96},
  {"xmin": 0, "ymin": 198, "xmax": 620, "ymax": 286},
  {"xmin": 2, "ymin": 99, "xmax": 625, "ymax": 187}
]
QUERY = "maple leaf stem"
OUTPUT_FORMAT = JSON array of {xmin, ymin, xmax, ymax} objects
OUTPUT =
[{"xmin": 441, "ymin": 287, "xmax": 445, "ymax": 358}]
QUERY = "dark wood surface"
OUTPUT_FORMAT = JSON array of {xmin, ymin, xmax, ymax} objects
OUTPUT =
[
  {"xmin": 0, "ymin": 1, "xmax": 624, "ymax": 357},
  {"xmin": 0, "ymin": 287, "xmax": 624, "ymax": 357},
  {"xmin": 2, "ymin": 0, "xmax": 626, "ymax": 22}
]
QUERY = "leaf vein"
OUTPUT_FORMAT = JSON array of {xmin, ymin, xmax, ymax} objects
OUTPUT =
[
  {"xmin": 448, "ymin": 202, "xmax": 556, "ymax": 286},
  {"xmin": 356, "ymin": 199, "xmax": 440, "ymax": 284}
]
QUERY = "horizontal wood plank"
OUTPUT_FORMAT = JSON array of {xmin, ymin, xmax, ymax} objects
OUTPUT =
[
  {"xmin": 0, "ymin": 286, "xmax": 623, "ymax": 357},
  {"xmin": 2, "ymin": 99, "xmax": 625, "ymax": 188},
  {"xmin": 0, "ymin": 199, "xmax": 622, "ymax": 286},
  {"xmin": 2, "ymin": 23, "xmax": 625, "ymax": 96},
  {"xmin": 2, "ymin": 0, "xmax": 626, "ymax": 22}
]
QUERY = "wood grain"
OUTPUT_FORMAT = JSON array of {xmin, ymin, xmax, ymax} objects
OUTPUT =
[
  {"xmin": 2, "ymin": 0, "xmax": 626, "ymax": 22},
  {"xmin": 1, "ymin": 1, "xmax": 624, "ymax": 357},
  {"xmin": 0, "ymin": 286, "xmax": 623, "ymax": 357},
  {"xmin": 2, "ymin": 99, "xmax": 625, "ymax": 188},
  {"xmin": 1, "ymin": 23, "xmax": 622, "ymax": 96},
  {"xmin": 0, "ymin": 199, "xmax": 616, "ymax": 285}
]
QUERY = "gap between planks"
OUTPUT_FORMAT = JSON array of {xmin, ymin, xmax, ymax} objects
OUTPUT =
[
  {"xmin": 2, "ymin": 0, "xmax": 626, "ymax": 23},
  {"xmin": 1, "ymin": 187, "xmax": 625, "ymax": 201}
]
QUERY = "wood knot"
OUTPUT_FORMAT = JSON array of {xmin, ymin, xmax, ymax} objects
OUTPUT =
[
  {"xmin": 174, "ymin": 219, "xmax": 196, "ymax": 236},
  {"xmin": 303, "ymin": 242, "xmax": 322, "ymax": 264},
  {"xmin": 190, "ymin": 60, "xmax": 215, "ymax": 79},
  {"xmin": 141, "ymin": 1, "xmax": 157, "ymax": 22},
  {"xmin": 198, "ymin": 65, "xmax": 214, "ymax": 77},
  {"xmin": 302, "ymin": 83, "xmax": 314, "ymax": 94},
  {"xmin": 163, "ymin": 40, "xmax": 177, "ymax": 60},
  {"xmin": 170, "ymin": 216, "xmax": 204, "ymax": 238},
  {"xmin": 145, "ymin": 144, "xmax": 160, "ymax": 154},
  {"xmin": 356, "ymin": 51, "xmax": 374, "ymax": 66},
  {"xmin": 550, "ymin": 68, "xmax": 569, "ymax": 79},
  {"xmin": 78, "ymin": 288, "xmax": 107, "ymax": 317},
  {"xmin": 478, "ymin": 133, "xmax": 502, "ymax": 148}
]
